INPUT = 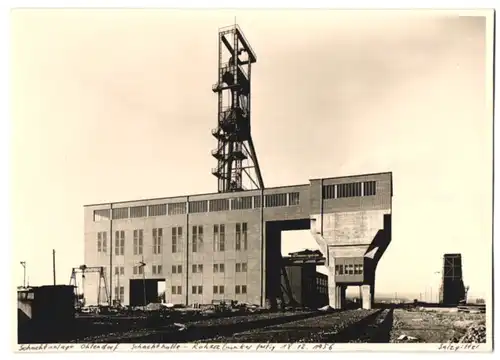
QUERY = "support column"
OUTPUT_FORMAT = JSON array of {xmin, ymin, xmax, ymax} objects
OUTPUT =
[
  {"xmin": 361, "ymin": 284, "xmax": 372, "ymax": 310},
  {"xmin": 326, "ymin": 253, "xmax": 346, "ymax": 309},
  {"xmin": 340, "ymin": 285, "xmax": 347, "ymax": 309},
  {"xmin": 327, "ymin": 266, "xmax": 338, "ymax": 308}
]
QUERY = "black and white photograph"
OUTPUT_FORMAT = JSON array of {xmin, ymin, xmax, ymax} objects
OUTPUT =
[{"xmin": 8, "ymin": 6, "xmax": 494, "ymax": 352}]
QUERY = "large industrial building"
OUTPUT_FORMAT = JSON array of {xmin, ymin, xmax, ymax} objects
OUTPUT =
[{"xmin": 82, "ymin": 24, "xmax": 393, "ymax": 310}]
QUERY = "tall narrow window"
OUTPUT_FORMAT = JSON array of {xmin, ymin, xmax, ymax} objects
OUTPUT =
[
  {"xmin": 242, "ymin": 223, "xmax": 247, "ymax": 250},
  {"xmin": 102, "ymin": 232, "xmax": 107, "ymax": 253},
  {"xmin": 219, "ymin": 224, "xmax": 225, "ymax": 251},
  {"xmin": 172, "ymin": 227, "xmax": 182, "ymax": 253},
  {"xmin": 97, "ymin": 232, "xmax": 102, "ymax": 253},
  {"xmin": 192, "ymin": 226, "xmax": 198, "ymax": 252},
  {"xmin": 235, "ymin": 223, "xmax": 241, "ymax": 250},
  {"xmin": 97, "ymin": 232, "xmax": 107, "ymax": 253},
  {"xmin": 115, "ymin": 230, "xmax": 125, "ymax": 255},
  {"xmin": 115, "ymin": 286, "xmax": 125, "ymax": 303},
  {"xmin": 153, "ymin": 228, "xmax": 163, "ymax": 254},
  {"xmin": 133, "ymin": 229, "xmax": 143, "ymax": 255},
  {"xmin": 213, "ymin": 225, "xmax": 219, "ymax": 251},
  {"xmin": 192, "ymin": 226, "xmax": 203, "ymax": 252},
  {"xmin": 172, "ymin": 227, "xmax": 177, "ymax": 253},
  {"xmin": 198, "ymin": 226, "xmax": 203, "ymax": 251},
  {"xmin": 235, "ymin": 223, "xmax": 248, "ymax": 251}
]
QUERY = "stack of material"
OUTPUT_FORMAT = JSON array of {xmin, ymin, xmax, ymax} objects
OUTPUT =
[{"xmin": 459, "ymin": 323, "xmax": 486, "ymax": 343}]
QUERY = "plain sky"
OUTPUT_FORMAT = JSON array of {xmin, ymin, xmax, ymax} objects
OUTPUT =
[{"xmin": 10, "ymin": 9, "xmax": 493, "ymax": 301}]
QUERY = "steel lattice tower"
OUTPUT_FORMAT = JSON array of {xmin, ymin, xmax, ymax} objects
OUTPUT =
[{"xmin": 211, "ymin": 25, "xmax": 264, "ymax": 193}]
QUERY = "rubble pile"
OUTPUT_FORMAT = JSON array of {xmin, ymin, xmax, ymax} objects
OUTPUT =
[{"xmin": 459, "ymin": 323, "xmax": 486, "ymax": 343}]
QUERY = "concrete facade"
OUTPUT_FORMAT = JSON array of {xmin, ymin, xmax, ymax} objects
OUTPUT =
[
  {"xmin": 83, "ymin": 172, "xmax": 392, "ymax": 309},
  {"xmin": 310, "ymin": 173, "xmax": 393, "ymax": 309}
]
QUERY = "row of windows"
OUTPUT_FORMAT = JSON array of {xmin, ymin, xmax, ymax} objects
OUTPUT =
[
  {"xmin": 110, "ymin": 282, "xmax": 249, "ymax": 299},
  {"xmin": 169, "ymin": 285, "xmax": 248, "ymax": 295},
  {"xmin": 124, "ymin": 262, "xmax": 249, "ymax": 276},
  {"xmin": 97, "ymin": 223, "xmax": 248, "ymax": 255},
  {"xmin": 335, "ymin": 263, "xmax": 364, "ymax": 275},
  {"xmin": 93, "ymin": 192, "xmax": 301, "ymax": 222},
  {"xmin": 323, "ymin": 181, "xmax": 377, "ymax": 200}
]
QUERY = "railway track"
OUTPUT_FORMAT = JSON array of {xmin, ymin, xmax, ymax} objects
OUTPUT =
[
  {"xmin": 67, "ymin": 307, "xmax": 395, "ymax": 344},
  {"xmin": 75, "ymin": 311, "xmax": 323, "ymax": 343},
  {"xmin": 203, "ymin": 308, "xmax": 394, "ymax": 343},
  {"xmin": 329, "ymin": 309, "xmax": 393, "ymax": 343}
]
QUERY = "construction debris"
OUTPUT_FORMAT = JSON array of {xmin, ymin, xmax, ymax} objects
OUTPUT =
[
  {"xmin": 173, "ymin": 323, "xmax": 188, "ymax": 331},
  {"xmin": 459, "ymin": 324, "xmax": 486, "ymax": 343},
  {"xmin": 318, "ymin": 305, "xmax": 334, "ymax": 312},
  {"xmin": 397, "ymin": 334, "xmax": 419, "ymax": 341}
]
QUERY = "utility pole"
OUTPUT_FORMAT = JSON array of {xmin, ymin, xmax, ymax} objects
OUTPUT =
[
  {"xmin": 140, "ymin": 256, "xmax": 146, "ymax": 308},
  {"xmin": 52, "ymin": 250, "xmax": 56, "ymax": 285},
  {"xmin": 20, "ymin": 261, "xmax": 26, "ymax": 288}
]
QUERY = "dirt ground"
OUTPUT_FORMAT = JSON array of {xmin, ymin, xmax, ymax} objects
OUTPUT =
[{"xmin": 389, "ymin": 308, "xmax": 486, "ymax": 343}]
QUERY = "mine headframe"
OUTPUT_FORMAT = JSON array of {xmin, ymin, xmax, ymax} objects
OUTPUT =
[{"xmin": 211, "ymin": 24, "xmax": 264, "ymax": 193}]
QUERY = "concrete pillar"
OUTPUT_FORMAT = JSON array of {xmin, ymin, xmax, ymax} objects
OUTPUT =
[
  {"xmin": 340, "ymin": 285, "xmax": 347, "ymax": 309},
  {"xmin": 329, "ymin": 285, "xmax": 347, "ymax": 309},
  {"xmin": 327, "ymin": 267, "xmax": 338, "ymax": 308},
  {"xmin": 361, "ymin": 284, "xmax": 372, "ymax": 310},
  {"xmin": 327, "ymin": 254, "xmax": 338, "ymax": 309}
]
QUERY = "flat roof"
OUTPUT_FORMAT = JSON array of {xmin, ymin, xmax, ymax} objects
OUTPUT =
[{"xmin": 83, "ymin": 171, "xmax": 392, "ymax": 208}]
